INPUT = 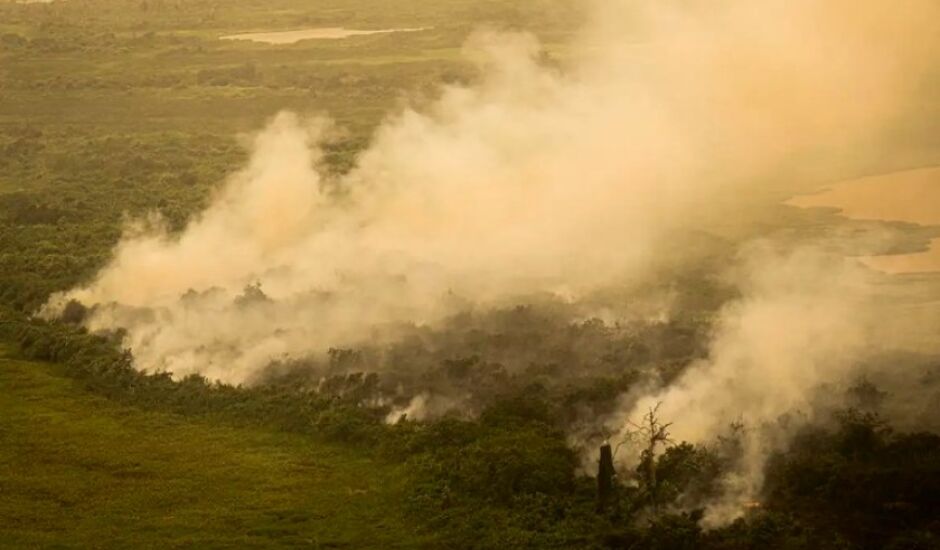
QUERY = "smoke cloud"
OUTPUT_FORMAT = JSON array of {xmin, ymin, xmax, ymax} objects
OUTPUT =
[
  {"xmin": 42, "ymin": 0, "xmax": 939, "ymax": 523},
  {"xmin": 608, "ymin": 244, "xmax": 880, "ymax": 524}
]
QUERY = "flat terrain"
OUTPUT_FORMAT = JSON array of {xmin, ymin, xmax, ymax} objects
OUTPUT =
[
  {"xmin": 1, "ymin": 1, "xmax": 939, "ymax": 548},
  {"xmin": 0, "ymin": 345, "xmax": 428, "ymax": 548},
  {"xmin": 0, "ymin": 4, "xmax": 577, "ymax": 546}
]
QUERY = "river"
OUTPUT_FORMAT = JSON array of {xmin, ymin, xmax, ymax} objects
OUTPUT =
[{"xmin": 787, "ymin": 166, "xmax": 940, "ymax": 274}]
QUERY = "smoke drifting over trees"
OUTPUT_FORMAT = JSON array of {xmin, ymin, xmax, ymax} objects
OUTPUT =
[{"xmin": 41, "ymin": 0, "xmax": 940, "ymax": 525}]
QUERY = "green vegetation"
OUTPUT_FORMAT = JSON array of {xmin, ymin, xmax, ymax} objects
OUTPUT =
[
  {"xmin": 1, "ymin": 0, "xmax": 939, "ymax": 548},
  {"xmin": 4, "ymin": 312, "xmax": 940, "ymax": 548},
  {"xmin": 0, "ymin": 0, "xmax": 582, "ymax": 312},
  {"xmin": 0, "ymin": 345, "xmax": 427, "ymax": 548}
]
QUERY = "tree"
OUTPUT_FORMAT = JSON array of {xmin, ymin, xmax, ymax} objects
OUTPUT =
[
  {"xmin": 598, "ymin": 442, "xmax": 616, "ymax": 512},
  {"xmin": 60, "ymin": 299, "xmax": 88, "ymax": 324},
  {"xmin": 620, "ymin": 403, "xmax": 674, "ymax": 512}
]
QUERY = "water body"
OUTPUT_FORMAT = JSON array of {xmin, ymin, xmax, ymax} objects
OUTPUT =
[
  {"xmin": 220, "ymin": 27, "xmax": 426, "ymax": 45},
  {"xmin": 788, "ymin": 166, "xmax": 940, "ymax": 274}
]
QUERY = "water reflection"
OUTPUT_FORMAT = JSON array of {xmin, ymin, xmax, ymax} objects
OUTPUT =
[{"xmin": 788, "ymin": 166, "xmax": 940, "ymax": 273}]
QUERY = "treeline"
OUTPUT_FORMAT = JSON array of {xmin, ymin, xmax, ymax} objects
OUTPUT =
[{"xmin": 3, "ymin": 305, "xmax": 938, "ymax": 548}]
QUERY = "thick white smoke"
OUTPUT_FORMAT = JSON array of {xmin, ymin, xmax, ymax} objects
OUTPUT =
[
  {"xmin": 42, "ymin": 0, "xmax": 939, "ymax": 522},
  {"xmin": 608, "ymin": 245, "xmax": 879, "ymax": 524},
  {"xmin": 47, "ymin": 0, "xmax": 937, "ymax": 383}
]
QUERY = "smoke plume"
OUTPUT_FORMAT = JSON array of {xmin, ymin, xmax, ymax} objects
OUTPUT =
[
  {"xmin": 608, "ymin": 244, "xmax": 880, "ymax": 524},
  {"xmin": 42, "ymin": 0, "xmax": 939, "ymax": 523}
]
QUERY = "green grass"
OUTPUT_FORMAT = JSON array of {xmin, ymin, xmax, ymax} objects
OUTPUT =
[{"xmin": 0, "ymin": 345, "xmax": 433, "ymax": 548}]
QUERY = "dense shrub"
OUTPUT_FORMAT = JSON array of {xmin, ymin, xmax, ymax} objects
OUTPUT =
[{"xmin": 3, "ymin": 308, "xmax": 939, "ymax": 548}]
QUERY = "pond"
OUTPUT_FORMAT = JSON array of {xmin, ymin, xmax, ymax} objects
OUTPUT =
[{"xmin": 220, "ymin": 27, "xmax": 426, "ymax": 45}]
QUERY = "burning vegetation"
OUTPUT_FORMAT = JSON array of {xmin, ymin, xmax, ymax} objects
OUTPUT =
[{"xmin": 1, "ymin": 0, "xmax": 939, "ymax": 547}]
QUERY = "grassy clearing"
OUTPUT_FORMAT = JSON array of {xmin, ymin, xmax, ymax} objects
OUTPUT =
[{"xmin": 0, "ymin": 345, "xmax": 432, "ymax": 548}]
